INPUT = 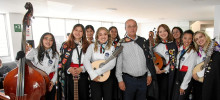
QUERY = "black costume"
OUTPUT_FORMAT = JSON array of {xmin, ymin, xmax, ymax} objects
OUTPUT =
[
  {"xmin": 201, "ymin": 51, "xmax": 220, "ymax": 100},
  {"xmin": 154, "ymin": 41, "xmax": 178, "ymax": 100},
  {"xmin": 57, "ymin": 42, "xmax": 89, "ymax": 100}
]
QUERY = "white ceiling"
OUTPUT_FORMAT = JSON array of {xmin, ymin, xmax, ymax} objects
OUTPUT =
[{"xmin": 0, "ymin": 0, "xmax": 220, "ymax": 23}]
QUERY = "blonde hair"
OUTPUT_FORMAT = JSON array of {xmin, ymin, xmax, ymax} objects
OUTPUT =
[
  {"xmin": 94, "ymin": 27, "xmax": 112, "ymax": 52},
  {"xmin": 193, "ymin": 31, "xmax": 211, "ymax": 52}
]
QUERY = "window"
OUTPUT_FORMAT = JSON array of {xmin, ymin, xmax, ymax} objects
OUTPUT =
[
  {"xmin": 32, "ymin": 17, "xmax": 49, "ymax": 47},
  {"xmin": 0, "ymin": 14, "xmax": 9, "ymax": 56},
  {"xmin": 113, "ymin": 23, "xmax": 125, "ymax": 38},
  {"xmin": 79, "ymin": 20, "xmax": 101, "ymax": 33},
  {"xmin": 101, "ymin": 22, "xmax": 112, "ymax": 29}
]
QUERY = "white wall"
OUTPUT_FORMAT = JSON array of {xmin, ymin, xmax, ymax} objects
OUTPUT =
[
  {"xmin": 214, "ymin": 5, "xmax": 220, "ymax": 43},
  {"xmin": 138, "ymin": 21, "xmax": 190, "ymax": 39},
  {"xmin": 6, "ymin": 13, "xmax": 33, "ymax": 61},
  {"xmin": 4, "ymin": 13, "xmax": 191, "ymax": 62}
]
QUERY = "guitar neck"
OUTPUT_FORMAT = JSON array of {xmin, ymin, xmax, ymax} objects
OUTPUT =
[
  {"xmin": 74, "ymin": 79, "xmax": 78, "ymax": 100},
  {"xmin": 202, "ymin": 56, "xmax": 211, "ymax": 69},
  {"xmin": 102, "ymin": 55, "xmax": 114, "ymax": 65}
]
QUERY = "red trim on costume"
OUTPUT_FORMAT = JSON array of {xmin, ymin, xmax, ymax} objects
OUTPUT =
[
  {"xmin": 70, "ymin": 62, "xmax": 83, "ymax": 68},
  {"xmin": 180, "ymin": 65, "xmax": 188, "ymax": 72}
]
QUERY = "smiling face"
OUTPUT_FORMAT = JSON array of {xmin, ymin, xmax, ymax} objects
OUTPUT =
[
  {"xmin": 98, "ymin": 29, "xmax": 108, "ymax": 44},
  {"xmin": 158, "ymin": 27, "xmax": 168, "ymax": 40},
  {"xmin": 43, "ymin": 34, "xmax": 53, "ymax": 50},
  {"xmin": 182, "ymin": 33, "xmax": 193, "ymax": 47},
  {"xmin": 110, "ymin": 28, "xmax": 117, "ymax": 40},
  {"xmin": 194, "ymin": 33, "xmax": 207, "ymax": 47},
  {"xmin": 173, "ymin": 28, "xmax": 181, "ymax": 39},
  {"xmin": 73, "ymin": 26, "xmax": 83, "ymax": 41},
  {"xmin": 86, "ymin": 28, "xmax": 94, "ymax": 38}
]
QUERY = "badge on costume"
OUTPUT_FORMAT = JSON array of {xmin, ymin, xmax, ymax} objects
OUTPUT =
[
  {"xmin": 165, "ymin": 51, "xmax": 169, "ymax": 55},
  {"xmin": 65, "ymin": 53, "xmax": 70, "ymax": 58},
  {"xmin": 62, "ymin": 58, "xmax": 67, "ymax": 64},
  {"xmin": 49, "ymin": 59, "xmax": 53, "ymax": 64},
  {"xmin": 105, "ymin": 52, "xmax": 109, "ymax": 57},
  {"xmin": 63, "ymin": 44, "xmax": 67, "ymax": 49},
  {"xmin": 68, "ymin": 48, "xmax": 71, "ymax": 51},
  {"xmin": 170, "ymin": 65, "xmax": 175, "ymax": 71},
  {"xmin": 58, "ymin": 64, "xmax": 62, "ymax": 68},
  {"xmin": 182, "ymin": 57, "xmax": 185, "ymax": 61},
  {"xmin": 203, "ymin": 57, "xmax": 206, "ymax": 61}
]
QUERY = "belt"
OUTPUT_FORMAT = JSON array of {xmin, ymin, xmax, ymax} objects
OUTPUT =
[{"xmin": 123, "ymin": 73, "xmax": 147, "ymax": 79}]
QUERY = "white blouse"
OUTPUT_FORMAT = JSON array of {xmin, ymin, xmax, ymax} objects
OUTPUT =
[
  {"xmin": 176, "ymin": 46, "xmax": 198, "ymax": 90},
  {"xmin": 83, "ymin": 43, "xmax": 116, "ymax": 80},
  {"xmin": 154, "ymin": 43, "xmax": 171, "ymax": 73},
  {"xmin": 26, "ymin": 48, "xmax": 59, "ymax": 84}
]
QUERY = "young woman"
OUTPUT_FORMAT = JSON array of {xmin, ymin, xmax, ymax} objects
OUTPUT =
[
  {"xmin": 83, "ymin": 27, "xmax": 116, "ymax": 100},
  {"xmin": 172, "ymin": 30, "xmax": 197, "ymax": 100},
  {"xmin": 85, "ymin": 25, "xmax": 95, "ymax": 43},
  {"xmin": 57, "ymin": 24, "xmax": 90, "ymax": 100},
  {"xmin": 26, "ymin": 32, "xmax": 59, "ymax": 100},
  {"xmin": 109, "ymin": 26, "xmax": 120, "ymax": 48},
  {"xmin": 154, "ymin": 24, "xmax": 178, "ymax": 100},
  {"xmin": 109, "ymin": 26, "xmax": 122, "ymax": 100},
  {"xmin": 172, "ymin": 27, "xmax": 183, "ymax": 50},
  {"xmin": 192, "ymin": 31, "xmax": 220, "ymax": 100}
]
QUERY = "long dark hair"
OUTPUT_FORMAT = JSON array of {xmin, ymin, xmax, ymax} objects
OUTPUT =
[
  {"xmin": 66, "ymin": 24, "xmax": 89, "ymax": 53},
  {"xmin": 85, "ymin": 25, "xmax": 95, "ymax": 32},
  {"xmin": 109, "ymin": 26, "xmax": 120, "ymax": 42},
  {"xmin": 37, "ymin": 32, "xmax": 58, "ymax": 64}
]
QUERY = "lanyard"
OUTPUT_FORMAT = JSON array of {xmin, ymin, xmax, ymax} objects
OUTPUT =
[{"xmin": 76, "ymin": 45, "xmax": 83, "ymax": 67}]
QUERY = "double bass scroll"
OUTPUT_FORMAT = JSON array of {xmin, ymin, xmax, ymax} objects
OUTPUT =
[{"xmin": 3, "ymin": 2, "xmax": 50, "ymax": 100}]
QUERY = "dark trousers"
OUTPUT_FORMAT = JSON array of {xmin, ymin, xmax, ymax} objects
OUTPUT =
[
  {"xmin": 157, "ymin": 73, "xmax": 169, "ymax": 100},
  {"xmin": 172, "ymin": 80, "xmax": 192, "ymax": 100},
  {"xmin": 46, "ymin": 85, "xmax": 56, "ymax": 100},
  {"xmin": 192, "ymin": 79, "xmax": 202, "ymax": 100},
  {"xmin": 90, "ymin": 77, "xmax": 113, "ymax": 100},
  {"xmin": 67, "ymin": 72, "xmax": 89, "ymax": 100},
  {"xmin": 122, "ymin": 74, "xmax": 147, "ymax": 100}
]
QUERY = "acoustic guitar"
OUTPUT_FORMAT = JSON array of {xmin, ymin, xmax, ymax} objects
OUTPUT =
[
  {"xmin": 92, "ymin": 46, "xmax": 123, "ymax": 82},
  {"xmin": 73, "ymin": 74, "xmax": 79, "ymax": 100},
  {"xmin": 193, "ymin": 38, "xmax": 215, "ymax": 82},
  {"xmin": 148, "ymin": 29, "xmax": 166, "ymax": 69}
]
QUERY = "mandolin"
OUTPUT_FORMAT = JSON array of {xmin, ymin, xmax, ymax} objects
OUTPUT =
[
  {"xmin": 92, "ymin": 46, "xmax": 123, "ymax": 82},
  {"xmin": 148, "ymin": 29, "xmax": 166, "ymax": 69},
  {"xmin": 193, "ymin": 38, "xmax": 216, "ymax": 82}
]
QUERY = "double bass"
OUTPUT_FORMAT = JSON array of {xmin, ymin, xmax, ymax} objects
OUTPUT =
[{"xmin": 3, "ymin": 2, "xmax": 50, "ymax": 100}]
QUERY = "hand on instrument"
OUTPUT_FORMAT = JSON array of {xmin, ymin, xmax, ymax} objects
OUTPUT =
[
  {"xmin": 75, "ymin": 67, "xmax": 83, "ymax": 75},
  {"xmin": 16, "ymin": 51, "xmax": 25, "ymax": 60},
  {"xmin": 119, "ymin": 81, "xmax": 126, "ymax": 91},
  {"xmin": 49, "ymin": 81, "xmax": 54, "ymax": 92},
  {"xmin": 68, "ymin": 67, "xmax": 77, "ymax": 76},
  {"xmin": 179, "ymin": 88, "xmax": 185, "ymax": 95},
  {"xmin": 147, "ymin": 76, "xmax": 152, "ymax": 86},
  {"xmin": 93, "ymin": 76, "xmax": 100, "ymax": 82},
  {"xmin": 155, "ymin": 65, "xmax": 166, "ymax": 74}
]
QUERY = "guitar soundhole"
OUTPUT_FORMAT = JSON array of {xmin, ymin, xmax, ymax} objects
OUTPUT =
[
  {"xmin": 156, "ymin": 63, "xmax": 159, "ymax": 65},
  {"xmin": 100, "ymin": 74, "xmax": 103, "ymax": 77}
]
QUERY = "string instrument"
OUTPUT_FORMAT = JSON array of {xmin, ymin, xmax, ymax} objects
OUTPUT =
[
  {"xmin": 3, "ymin": 2, "xmax": 50, "ymax": 100},
  {"xmin": 92, "ymin": 46, "xmax": 123, "ymax": 82},
  {"xmin": 193, "ymin": 38, "xmax": 216, "ymax": 83},
  {"xmin": 70, "ymin": 64, "xmax": 80, "ymax": 100},
  {"xmin": 149, "ymin": 29, "xmax": 166, "ymax": 69}
]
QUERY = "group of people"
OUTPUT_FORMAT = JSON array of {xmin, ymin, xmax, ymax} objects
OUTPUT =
[{"xmin": 6, "ymin": 19, "xmax": 220, "ymax": 100}]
